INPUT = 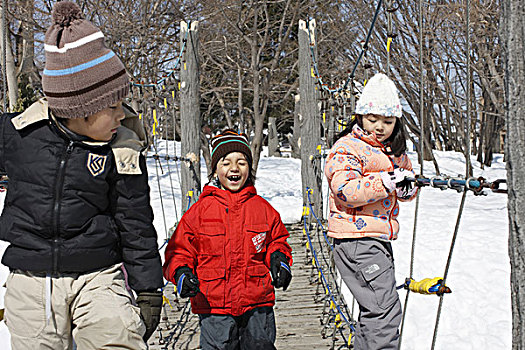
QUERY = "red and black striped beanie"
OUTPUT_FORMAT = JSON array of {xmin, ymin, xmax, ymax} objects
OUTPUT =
[
  {"xmin": 211, "ymin": 129, "xmax": 253, "ymax": 172},
  {"xmin": 42, "ymin": 1, "xmax": 129, "ymax": 119}
]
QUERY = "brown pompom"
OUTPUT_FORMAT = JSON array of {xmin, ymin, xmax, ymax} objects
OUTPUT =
[{"xmin": 52, "ymin": 1, "xmax": 83, "ymax": 27}]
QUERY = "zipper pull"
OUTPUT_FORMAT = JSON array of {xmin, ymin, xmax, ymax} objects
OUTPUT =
[{"xmin": 66, "ymin": 141, "xmax": 74, "ymax": 153}]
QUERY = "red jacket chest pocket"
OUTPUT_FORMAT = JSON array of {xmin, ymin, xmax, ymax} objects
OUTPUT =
[
  {"xmin": 197, "ymin": 224, "xmax": 226, "ymax": 265},
  {"xmin": 246, "ymin": 223, "xmax": 270, "ymax": 259}
]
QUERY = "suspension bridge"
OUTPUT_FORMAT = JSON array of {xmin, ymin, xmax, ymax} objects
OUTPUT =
[{"xmin": 0, "ymin": 0, "xmax": 516, "ymax": 349}]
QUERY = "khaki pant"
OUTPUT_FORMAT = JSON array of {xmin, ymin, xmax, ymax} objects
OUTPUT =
[{"xmin": 4, "ymin": 264, "xmax": 146, "ymax": 350}]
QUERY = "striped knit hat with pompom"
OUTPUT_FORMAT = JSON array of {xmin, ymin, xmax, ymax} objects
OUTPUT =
[
  {"xmin": 42, "ymin": 1, "xmax": 129, "ymax": 119},
  {"xmin": 210, "ymin": 129, "xmax": 253, "ymax": 172}
]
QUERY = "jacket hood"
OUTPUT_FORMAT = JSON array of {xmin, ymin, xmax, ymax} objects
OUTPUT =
[
  {"xmin": 14, "ymin": 99, "xmax": 147, "ymax": 176},
  {"xmin": 200, "ymin": 184, "xmax": 257, "ymax": 206}
]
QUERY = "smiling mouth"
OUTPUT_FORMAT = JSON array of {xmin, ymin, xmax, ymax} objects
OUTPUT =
[{"xmin": 227, "ymin": 175, "xmax": 242, "ymax": 182}]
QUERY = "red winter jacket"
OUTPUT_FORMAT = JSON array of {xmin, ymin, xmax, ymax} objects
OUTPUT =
[{"xmin": 163, "ymin": 184, "xmax": 292, "ymax": 316}]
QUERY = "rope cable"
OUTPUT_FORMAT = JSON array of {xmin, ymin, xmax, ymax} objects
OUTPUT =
[
  {"xmin": 399, "ymin": 1, "xmax": 425, "ymax": 346},
  {"xmin": 132, "ymin": 29, "xmax": 189, "ymax": 88},
  {"xmin": 430, "ymin": 1, "xmax": 471, "ymax": 348},
  {"xmin": 163, "ymin": 100, "xmax": 180, "ymax": 227},
  {"xmin": 303, "ymin": 218, "xmax": 355, "ymax": 332},
  {"xmin": 304, "ymin": 0, "xmax": 383, "ymax": 95},
  {"xmin": 343, "ymin": 0, "xmax": 383, "ymax": 90},
  {"xmin": 150, "ymin": 106, "xmax": 169, "ymax": 242}
]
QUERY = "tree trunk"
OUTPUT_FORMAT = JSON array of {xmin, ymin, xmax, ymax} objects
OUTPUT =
[
  {"xmin": 286, "ymin": 94, "xmax": 301, "ymax": 159},
  {"xmin": 0, "ymin": 5, "xmax": 18, "ymax": 111},
  {"xmin": 501, "ymin": 0, "xmax": 525, "ymax": 348},
  {"xmin": 298, "ymin": 19, "xmax": 322, "ymax": 218},
  {"xmin": 180, "ymin": 21, "xmax": 201, "ymax": 212},
  {"xmin": 268, "ymin": 116, "xmax": 280, "ymax": 157}
]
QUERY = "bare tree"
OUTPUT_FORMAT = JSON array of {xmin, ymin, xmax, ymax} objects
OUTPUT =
[{"xmin": 501, "ymin": 0, "xmax": 525, "ymax": 348}]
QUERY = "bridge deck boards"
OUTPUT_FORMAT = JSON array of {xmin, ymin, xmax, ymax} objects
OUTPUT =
[{"xmin": 148, "ymin": 224, "xmax": 351, "ymax": 349}]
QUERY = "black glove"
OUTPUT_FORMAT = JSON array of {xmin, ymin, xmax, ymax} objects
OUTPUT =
[
  {"xmin": 136, "ymin": 290, "xmax": 163, "ymax": 342},
  {"xmin": 174, "ymin": 266, "xmax": 200, "ymax": 298},
  {"xmin": 270, "ymin": 251, "xmax": 292, "ymax": 291}
]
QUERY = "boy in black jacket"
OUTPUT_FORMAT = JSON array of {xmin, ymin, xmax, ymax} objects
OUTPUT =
[{"xmin": 0, "ymin": 2, "xmax": 163, "ymax": 349}]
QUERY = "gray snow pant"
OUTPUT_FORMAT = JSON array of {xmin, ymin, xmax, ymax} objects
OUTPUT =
[
  {"xmin": 198, "ymin": 306, "xmax": 276, "ymax": 350},
  {"xmin": 334, "ymin": 238, "xmax": 402, "ymax": 350},
  {"xmin": 4, "ymin": 264, "xmax": 146, "ymax": 350}
]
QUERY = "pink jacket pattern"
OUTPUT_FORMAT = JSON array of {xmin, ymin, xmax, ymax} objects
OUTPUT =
[{"xmin": 324, "ymin": 125, "xmax": 416, "ymax": 241}]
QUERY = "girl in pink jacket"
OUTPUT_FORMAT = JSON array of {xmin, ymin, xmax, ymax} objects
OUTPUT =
[{"xmin": 325, "ymin": 73, "xmax": 417, "ymax": 350}]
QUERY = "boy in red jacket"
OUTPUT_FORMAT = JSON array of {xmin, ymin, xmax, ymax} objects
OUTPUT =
[{"xmin": 163, "ymin": 129, "xmax": 292, "ymax": 349}]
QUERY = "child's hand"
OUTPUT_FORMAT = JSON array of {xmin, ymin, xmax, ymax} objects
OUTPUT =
[
  {"xmin": 270, "ymin": 251, "xmax": 292, "ymax": 291},
  {"xmin": 174, "ymin": 266, "xmax": 200, "ymax": 298},
  {"xmin": 396, "ymin": 186, "xmax": 417, "ymax": 199},
  {"xmin": 380, "ymin": 168, "xmax": 414, "ymax": 193}
]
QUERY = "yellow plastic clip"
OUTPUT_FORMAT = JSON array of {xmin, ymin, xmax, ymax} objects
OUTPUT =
[
  {"xmin": 348, "ymin": 333, "xmax": 353, "ymax": 346},
  {"xmin": 172, "ymin": 91, "xmax": 175, "ymax": 98},
  {"xmin": 330, "ymin": 301, "xmax": 335, "ymax": 310},
  {"xmin": 188, "ymin": 190, "xmax": 194, "ymax": 197},
  {"xmin": 302, "ymin": 206, "xmax": 310, "ymax": 217},
  {"xmin": 363, "ymin": 79, "xmax": 368, "ymax": 86},
  {"xmin": 307, "ymin": 188, "xmax": 313, "ymax": 195},
  {"xmin": 387, "ymin": 37, "xmax": 393, "ymax": 52},
  {"xmin": 164, "ymin": 98, "xmax": 168, "ymax": 109},
  {"xmin": 322, "ymin": 112, "xmax": 326, "ymax": 123},
  {"xmin": 139, "ymin": 113, "xmax": 142, "ymax": 120},
  {"xmin": 162, "ymin": 295, "xmax": 173, "ymax": 309},
  {"xmin": 184, "ymin": 62, "xmax": 187, "ymax": 70},
  {"xmin": 316, "ymin": 145, "xmax": 322, "ymax": 154},
  {"xmin": 311, "ymin": 67, "xmax": 315, "ymax": 78},
  {"xmin": 178, "ymin": 82, "xmax": 181, "ymax": 90},
  {"xmin": 335, "ymin": 313, "xmax": 342, "ymax": 327},
  {"xmin": 408, "ymin": 277, "xmax": 451, "ymax": 295},
  {"xmin": 153, "ymin": 109, "xmax": 158, "ymax": 124}
]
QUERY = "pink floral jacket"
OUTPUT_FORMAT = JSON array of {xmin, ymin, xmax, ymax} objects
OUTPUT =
[{"xmin": 324, "ymin": 125, "xmax": 416, "ymax": 241}]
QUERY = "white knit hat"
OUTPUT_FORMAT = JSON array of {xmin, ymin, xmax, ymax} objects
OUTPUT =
[{"xmin": 355, "ymin": 73, "xmax": 402, "ymax": 118}]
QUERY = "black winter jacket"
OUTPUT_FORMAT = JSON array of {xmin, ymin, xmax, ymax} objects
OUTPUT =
[{"xmin": 0, "ymin": 99, "xmax": 163, "ymax": 292}]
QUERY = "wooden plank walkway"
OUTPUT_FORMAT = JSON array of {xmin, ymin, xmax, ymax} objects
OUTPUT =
[{"xmin": 147, "ymin": 224, "xmax": 352, "ymax": 349}]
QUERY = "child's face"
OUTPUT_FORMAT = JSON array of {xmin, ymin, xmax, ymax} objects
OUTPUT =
[
  {"xmin": 362, "ymin": 114, "xmax": 396, "ymax": 143},
  {"xmin": 216, "ymin": 152, "xmax": 250, "ymax": 192},
  {"xmin": 64, "ymin": 101, "xmax": 125, "ymax": 141}
]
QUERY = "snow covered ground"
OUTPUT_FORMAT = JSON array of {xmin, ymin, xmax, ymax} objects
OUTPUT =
[{"xmin": 0, "ymin": 142, "xmax": 511, "ymax": 349}]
